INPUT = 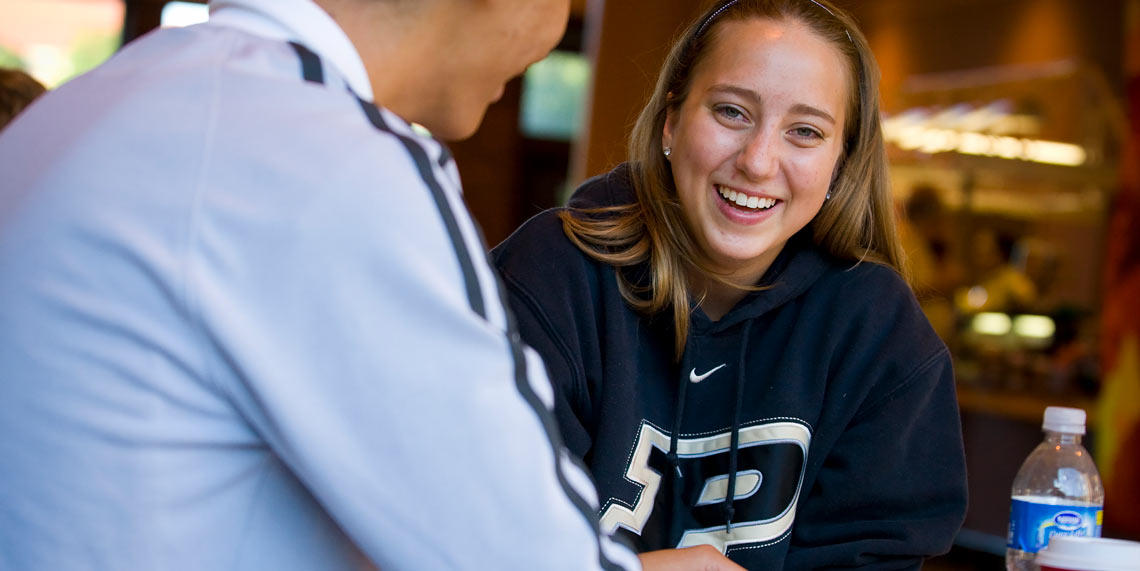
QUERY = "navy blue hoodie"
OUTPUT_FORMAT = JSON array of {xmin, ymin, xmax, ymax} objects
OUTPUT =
[{"xmin": 492, "ymin": 164, "xmax": 967, "ymax": 570}]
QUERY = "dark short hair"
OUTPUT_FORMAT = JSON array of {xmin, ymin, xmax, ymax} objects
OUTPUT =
[{"xmin": 0, "ymin": 68, "xmax": 47, "ymax": 130}]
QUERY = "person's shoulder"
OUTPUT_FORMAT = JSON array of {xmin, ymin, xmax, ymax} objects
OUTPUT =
[
  {"xmin": 566, "ymin": 162, "xmax": 636, "ymax": 209},
  {"xmin": 836, "ymin": 259, "xmax": 911, "ymax": 294},
  {"xmin": 494, "ymin": 162, "xmax": 637, "ymax": 270},
  {"xmin": 189, "ymin": 25, "xmax": 412, "ymax": 159},
  {"xmin": 839, "ymin": 259, "xmax": 948, "ymax": 348},
  {"xmin": 202, "ymin": 34, "xmax": 438, "ymax": 202},
  {"xmin": 802, "ymin": 257, "xmax": 950, "ymax": 386},
  {"xmin": 809, "ymin": 258, "xmax": 925, "ymax": 325},
  {"xmin": 810, "ymin": 253, "xmax": 909, "ymax": 295},
  {"xmin": 492, "ymin": 208, "xmax": 583, "ymax": 273}
]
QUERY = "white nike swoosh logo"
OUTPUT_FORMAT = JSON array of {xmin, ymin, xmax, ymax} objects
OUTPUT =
[{"xmin": 689, "ymin": 364, "xmax": 727, "ymax": 383}]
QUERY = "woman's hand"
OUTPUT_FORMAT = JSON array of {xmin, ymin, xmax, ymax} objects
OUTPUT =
[{"xmin": 638, "ymin": 545, "xmax": 748, "ymax": 571}]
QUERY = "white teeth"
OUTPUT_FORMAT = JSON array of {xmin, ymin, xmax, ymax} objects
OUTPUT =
[{"xmin": 717, "ymin": 185, "xmax": 777, "ymax": 211}]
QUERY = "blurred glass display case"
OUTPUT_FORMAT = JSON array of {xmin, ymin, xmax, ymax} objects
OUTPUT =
[
  {"xmin": 886, "ymin": 59, "xmax": 1122, "ymax": 401},
  {"xmin": 884, "ymin": 60, "xmax": 1122, "ymax": 555}
]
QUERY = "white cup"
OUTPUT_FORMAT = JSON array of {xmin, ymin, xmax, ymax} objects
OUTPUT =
[{"xmin": 1035, "ymin": 536, "xmax": 1140, "ymax": 571}]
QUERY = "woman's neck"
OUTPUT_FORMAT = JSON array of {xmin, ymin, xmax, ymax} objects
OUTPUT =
[
  {"xmin": 688, "ymin": 246, "xmax": 787, "ymax": 321},
  {"xmin": 700, "ymin": 282, "xmax": 748, "ymax": 321},
  {"xmin": 689, "ymin": 270, "xmax": 752, "ymax": 322}
]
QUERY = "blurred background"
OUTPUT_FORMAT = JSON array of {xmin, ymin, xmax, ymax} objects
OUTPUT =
[{"xmin": 4, "ymin": 0, "xmax": 1139, "ymax": 567}]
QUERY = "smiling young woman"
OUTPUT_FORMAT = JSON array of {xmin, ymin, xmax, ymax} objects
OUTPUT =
[
  {"xmin": 662, "ymin": 16, "xmax": 849, "ymax": 318},
  {"xmin": 492, "ymin": 0, "xmax": 966, "ymax": 568},
  {"xmin": 557, "ymin": 0, "xmax": 903, "ymax": 353}
]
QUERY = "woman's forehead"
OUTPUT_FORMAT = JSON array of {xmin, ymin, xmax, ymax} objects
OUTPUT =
[{"xmin": 691, "ymin": 17, "xmax": 850, "ymax": 116}]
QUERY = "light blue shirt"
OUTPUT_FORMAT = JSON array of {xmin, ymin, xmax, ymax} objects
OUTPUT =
[{"xmin": 0, "ymin": 1, "xmax": 639, "ymax": 569}]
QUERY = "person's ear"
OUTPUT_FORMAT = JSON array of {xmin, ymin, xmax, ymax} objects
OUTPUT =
[{"xmin": 663, "ymin": 106, "xmax": 677, "ymax": 152}]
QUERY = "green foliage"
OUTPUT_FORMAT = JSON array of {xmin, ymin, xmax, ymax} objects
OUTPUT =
[
  {"xmin": 68, "ymin": 32, "xmax": 119, "ymax": 81},
  {"xmin": 0, "ymin": 44, "xmax": 26, "ymax": 69}
]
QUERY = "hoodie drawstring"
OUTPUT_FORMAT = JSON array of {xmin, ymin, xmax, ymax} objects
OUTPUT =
[
  {"xmin": 723, "ymin": 320, "xmax": 752, "ymax": 533},
  {"xmin": 667, "ymin": 376, "xmax": 688, "ymax": 479},
  {"xmin": 666, "ymin": 341, "xmax": 695, "ymax": 544}
]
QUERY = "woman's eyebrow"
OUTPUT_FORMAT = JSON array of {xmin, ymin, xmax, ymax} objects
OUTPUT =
[{"xmin": 707, "ymin": 84, "xmax": 837, "ymax": 125}]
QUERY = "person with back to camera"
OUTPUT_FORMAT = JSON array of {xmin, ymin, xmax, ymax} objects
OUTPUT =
[
  {"xmin": 492, "ymin": 0, "xmax": 969, "ymax": 568},
  {"xmin": 0, "ymin": 0, "xmax": 745, "ymax": 569}
]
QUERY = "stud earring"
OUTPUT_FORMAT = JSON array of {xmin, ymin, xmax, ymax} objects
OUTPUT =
[
  {"xmin": 663, "ymin": 147, "xmax": 672, "ymax": 157},
  {"xmin": 826, "ymin": 192, "xmax": 832, "ymax": 200}
]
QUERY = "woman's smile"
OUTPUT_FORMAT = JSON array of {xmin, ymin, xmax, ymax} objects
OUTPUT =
[{"xmin": 715, "ymin": 184, "xmax": 781, "ymax": 213}]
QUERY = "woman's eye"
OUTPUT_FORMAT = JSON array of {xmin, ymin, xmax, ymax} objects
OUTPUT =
[
  {"xmin": 715, "ymin": 105, "xmax": 746, "ymax": 121},
  {"xmin": 792, "ymin": 126, "xmax": 821, "ymax": 139}
]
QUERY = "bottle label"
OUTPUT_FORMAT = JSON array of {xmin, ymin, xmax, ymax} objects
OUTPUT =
[{"xmin": 1007, "ymin": 498, "xmax": 1102, "ymax": 552}]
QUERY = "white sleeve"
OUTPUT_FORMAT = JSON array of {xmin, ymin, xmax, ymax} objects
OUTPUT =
[{"xmin": 189, "ymin": 120, "xmax": 640, "ymax": 570}]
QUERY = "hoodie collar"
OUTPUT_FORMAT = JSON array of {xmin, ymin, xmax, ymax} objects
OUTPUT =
[
  {"xmin": 690, "ymin": 232, "xmax": 835, "ymax": 334},
  {"xmin": 208, "ymin": 0, "xmax": 374, "ymax": 100}
]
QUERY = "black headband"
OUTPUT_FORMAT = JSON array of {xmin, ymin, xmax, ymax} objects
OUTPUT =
[{"xmin": 694, "ymin": 0, "xmax": 854, "ymax": 43}]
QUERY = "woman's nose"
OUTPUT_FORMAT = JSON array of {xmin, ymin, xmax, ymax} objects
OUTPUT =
[{"xmin": 735, "ymin": 130, "xmax": 779, "ymax": 181}]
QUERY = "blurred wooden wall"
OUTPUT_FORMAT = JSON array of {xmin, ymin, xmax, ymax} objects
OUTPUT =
[{"xmin": 569, "ymin": 0, "xmax": 1126, "ymax": 187}]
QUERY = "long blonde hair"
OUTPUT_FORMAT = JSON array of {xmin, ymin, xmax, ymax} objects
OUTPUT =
[{"xmin": 562, "ymin": 0, "xmax": 904, "ymax": 358}]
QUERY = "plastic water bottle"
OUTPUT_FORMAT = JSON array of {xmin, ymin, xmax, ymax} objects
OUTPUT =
[{"xmin": 1005, "ymin": 406, "xmax": 1104, "ymax": 571}]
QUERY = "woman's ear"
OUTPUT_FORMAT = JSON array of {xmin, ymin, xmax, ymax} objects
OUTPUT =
[{"xmin": 663, "ymin": 107, "xmax": 676, "ymax": 152}]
